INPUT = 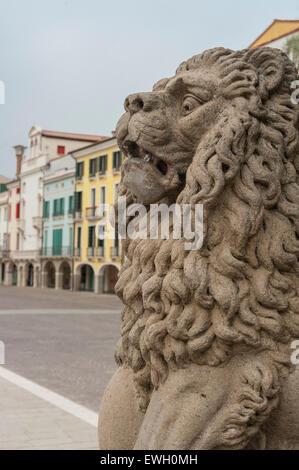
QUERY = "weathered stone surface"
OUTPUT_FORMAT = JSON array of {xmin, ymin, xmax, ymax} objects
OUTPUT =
[{"xmin": 99, "ymin": 47, "xmax": 299, "ymax": 449}]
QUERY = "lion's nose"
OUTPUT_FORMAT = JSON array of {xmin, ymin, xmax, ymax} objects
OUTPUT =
[{"xmin": 124, "ymin": 92, "xmax": 159, "ymax": 114}]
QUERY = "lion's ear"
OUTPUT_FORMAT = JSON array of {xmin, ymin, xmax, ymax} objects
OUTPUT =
[
  {"xmin": 153, "ymin": 78, "xmax": 169, "ymax": 91},
  {"xmin": 245, "ymin": 47, "xmax": 285, "ymax": 92}
]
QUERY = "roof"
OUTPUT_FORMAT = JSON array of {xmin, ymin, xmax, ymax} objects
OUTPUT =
[
  {"xmin": 0, "ymin": 174, "xmax": 11, "ymax": 184},
  {"xmin": 249, "ymin": 19, "xmax": 299, "ymax": 49},
  {"xmin": 41, "ymin": 129, "xmax": 110, "ymax": 142},
  {"xmin": 70, "ymin": 136, "xmax": 117, "ymax": 158}
]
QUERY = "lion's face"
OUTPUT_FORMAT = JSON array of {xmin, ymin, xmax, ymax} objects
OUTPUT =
[{"xmin": 116, "ymin": 68, "xmax": 224, "ymax": 204}]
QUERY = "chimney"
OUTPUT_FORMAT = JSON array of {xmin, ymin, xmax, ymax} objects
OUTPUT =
[{"xmin": 13, "ymin": 145, "xmax": 26, "ymax": 176}]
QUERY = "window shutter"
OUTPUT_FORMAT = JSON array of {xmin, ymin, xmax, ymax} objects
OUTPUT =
[{"xmin": 113, "ymin": 152, "xmax": 116, "ymax": 169}]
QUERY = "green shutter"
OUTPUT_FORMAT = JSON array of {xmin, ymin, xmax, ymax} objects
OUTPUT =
[
  {"xmin": 53, "ymin": 200, "xmax": 57, "ymax": 216},
  {"xmin": 53, "ymin": 229, "xmax": 63, "ymax": 255},
  {"xmin": 113, "ymin": 152, "xmax": 116, "ymax": 169},
  {"xmin": 68, "ymin": 195, "xmax": 73, "ymax": 214}
]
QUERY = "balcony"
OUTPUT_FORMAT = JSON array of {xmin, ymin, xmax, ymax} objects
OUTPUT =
[
  {"xmin": 74, "ymin": 247, "xmax": 81, "ymax": 257},
  {"xmin": 16, "ymin": 219, "xmax": 25, "ymax": 232},
  {"xmin": 12, "ymin": 250, "xmax": 41, "ymax": 260},
  {"xmin": 74, "ymin": 210, "xmax": 82, "ymax": 221},
  {"xmin": 96, "ymin": 246, "xmax": 104, "ymax": 258},
  {"xmin": 0, "ymin": 249, "xmax": 9, "ymax": 259},
  {"xmin": 86, "ymin": 206, "xmax": 105, "ymax": 220},
  {"xmin": 42, "ymin": 246, "xmax": 73, "ymax": 257},
  {"xmin": 87, "ymin": 247, "xmax": 95, "ymax": 258},
  {"xmin": 110, "ymin": 246, "xmax": 120, "ymax": 259},
  {"xmin": 33, "ymin": 216, "xmax": 43, "ymax": 230}
]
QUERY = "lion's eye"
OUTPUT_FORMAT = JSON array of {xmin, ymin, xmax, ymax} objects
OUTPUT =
[{"xmin": 181, "ymin": 96, "xmax": 201, "ymax": 115}]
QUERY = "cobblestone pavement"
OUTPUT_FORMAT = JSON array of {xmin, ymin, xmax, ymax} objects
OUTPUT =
[{"xmin": 0, "ymin": 287, "xmax": 123, "ymax": 449}]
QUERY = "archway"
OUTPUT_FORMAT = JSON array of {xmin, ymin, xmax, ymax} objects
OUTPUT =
[
  {"xmin": 1, "ymin": 262, "xmax": 5, "ymax": 284},
  {"xmin": 12, "ymin": 264, "xmax": 18, "ymax": 286},
  {"xmin": 60, "ymin": 261, "xmax": 71, "ymax": 290},
  {"xmin": 99, "ymin": 264, "xmax": 119, "ymax": 294},
  {"xmin": 45, "ymin": 261, "xmax": 56, "ymax": 288},
  {"xmin": 25, "ymin": 263, "xmax": 34, "ymax": 287},
  {"xmin": 76, "ymin": 264, "xmax": 94, "ymax": 292}
]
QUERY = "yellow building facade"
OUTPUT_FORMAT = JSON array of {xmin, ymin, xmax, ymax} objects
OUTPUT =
[{"xmin": 70, "ymin": 137, "xmax": 122, "ymax": 294}]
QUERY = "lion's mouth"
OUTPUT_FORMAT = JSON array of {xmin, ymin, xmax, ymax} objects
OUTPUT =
[{"xmin": 123, "ymin": 141, "xmax": 168, "ymax": 176}]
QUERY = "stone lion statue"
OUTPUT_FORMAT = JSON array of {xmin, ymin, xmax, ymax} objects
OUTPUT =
[{"xmin": 99, "ymin": 47, "xmax": 299, "ymax": 450}]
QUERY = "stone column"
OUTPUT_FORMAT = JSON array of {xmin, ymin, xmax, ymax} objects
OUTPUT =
[
  {"xmin": 55, "ymin": 271, "xmax": 63, "ymax": 290},
  {"xmin": 94, "ymin": 274, "xmax": 104, "ymax": 294},
  {"xmin": 4, "ymin": 264, "xmax": 12, "ymax": 286},
  {"xmin": 41, "ymin": 271, "xmax": 48, "ymax": 288},
  {"xmin": 73, "ymin": 272, "xmax": 80, "ymax": 291},
  {"xmin": 17, "ymin": 266, "xmax": 23, "ymax": 287},
  {"xmin": 33, "ymin": 268, "xmax": 40, "ymax": 288}
]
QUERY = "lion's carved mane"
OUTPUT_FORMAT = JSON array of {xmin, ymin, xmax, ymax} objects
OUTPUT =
[{"xmin": 114, "ymin": 47, "xmax": 299, "ymax": 421}]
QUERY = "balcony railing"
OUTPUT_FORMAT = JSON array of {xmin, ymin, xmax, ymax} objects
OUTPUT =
[
  {"xmin": 74, "ymin": 247, "xmax": 81, "ymax": 257},
  {"xmin": 0, "ymin": 249, "xmax": 9, "ymax": 259},
  {"xmin": 96, "ymin": 246, "xmax": 104, "ymax": 258},
  {"xmin": 87, "ymin": 247, "xmax": 95, "ymax": 258},
  {"xmin": 42, "ymin": 246, "xmax": 73, "ymax": 257},
  {"xmin": 110, "ymin": 246, "xmax": 120, "ymax": 258},
  {"xmin": 85, "ymin": 206, "xmax": 105, "ymax": 219},
  {"xmin": 74, "ymin": 210, "xmax": 82, "ymax": 220}
]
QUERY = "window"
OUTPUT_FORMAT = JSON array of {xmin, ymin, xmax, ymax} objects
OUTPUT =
[
  {"xmin": 53, "ymin": 198, "xmax": 65, "ymax": 216},
  {"xmin": 16, "ymin": 202, "xmax": 20, "ymax": 219},
  {"xmin": 57, "ymin": 145, "xmax": 65, "ymax": 155},
  {"xmin": 17, "ymin": 233, "xmax": 20, "ymax": 250},
  {"xmin": 76, "ymin": 161, "xmax": 84, "ymax": 179},
  {"xmin": 74, "ymin": 192, "xmax": 82, "ymax": 212},
  {"xmin": 16, "ymin": 188, "xmax": 20, "ymax": 194},
  {"xmin": 100, "ymin": 186, "xmax": 106, "ymax": 204},
  {"xmin": 43, "ymin": 201, "xmax": 50, "ymax": 218},
  {"xmin": 69, "ymin": 227, "xmax": 73, "ymax": 248},
  {"xmin": 44, "ymin": 230, "xmax": 48, "ymax": 249},
  {"xmin": 113, "ymin": 151, "xmax": 122, "ymax": 171},
  {"xmin": 90, "ymin": 188, "xmax": 96, "ymax": 207},
  {"xmin": 98, "ymin": 154, "xmax": 107, "ymax": 175},
  {"xmin": 77, "ymin": 227, "xmax": 82, "ymax": 248},
  {"xmin": 89, "ymin": 158, "xmax": 97, "ymax": 177},
  {"xmin": 88, "ymin": 225, "xmax": 96, "ymax": 248},
  {"xmin": 53, "ymin": 228, "xmax": 63, "ymax": 255},
  {"xmin": 68, "ymin": 195, "xmax": 74, "ymax": 214}
]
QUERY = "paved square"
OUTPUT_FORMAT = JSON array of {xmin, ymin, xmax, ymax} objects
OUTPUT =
[{"xmin": 0, "ymin": 286, "xmax": 123, "ymax": 449}]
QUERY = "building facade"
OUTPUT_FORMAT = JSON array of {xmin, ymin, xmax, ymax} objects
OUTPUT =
[
  {"xmin": 0, "ymin": 175, "xmax": 10, "ymax": 285},
  {"xmin": 4, "ymin": 126, "xmax": 108, "ymax": 289},
  {"xmin": 71, "ymin": 137, "xmax": 122, "ymax": 294},
  {"xmin": 249, "ymin": 19, "xmax": 299, "ymax": 62},
  {"xmin": 41, "ymin": 154, "xmax": 75, "ymax": 290}
]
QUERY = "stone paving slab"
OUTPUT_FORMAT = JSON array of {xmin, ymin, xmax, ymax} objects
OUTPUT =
[
  {"xmin": 0, "ymin": 376, "xmax": 99, "ymax": 450},
  {"xmin": 0, "ymin": 286, "xmax": 122, "ymax": 311}
]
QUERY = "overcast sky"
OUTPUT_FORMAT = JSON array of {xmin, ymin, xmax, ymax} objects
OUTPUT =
[{"xmin": 0, "ymin": 0, "xmax": 299, "ymax": 177}]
